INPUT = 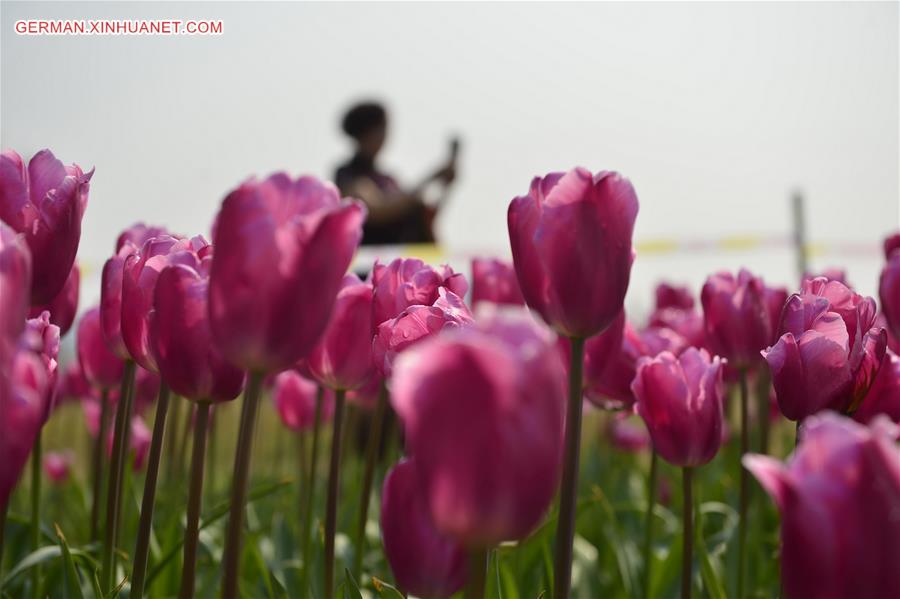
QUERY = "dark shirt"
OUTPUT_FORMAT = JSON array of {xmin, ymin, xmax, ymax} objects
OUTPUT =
[{"xmin": 334, "ymin": 154, "xmax": 431, "ymax": 245}]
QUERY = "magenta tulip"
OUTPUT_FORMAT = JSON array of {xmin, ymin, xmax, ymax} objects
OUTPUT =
[
  {"xmin": 103, "ymin": 415, "xmax": 151, "ymax": 470},
  {"xmin": 391, "ymin": 312, "xmax": 566, "ymax": 547},
  {"xmin": 153, "ymin": 261, "xmax": 244, "ymax": 402},
  {"xmin": 744, "ymin": 413, "xmax": 900, "ymax": 599},
  {"xmin": 273, "ymin": 370, "xmax": 333, "ymax": 431},
  {"xmin": 470, "ymin": 257, "xmax": 524, "ymax": 309},
  {"xmin": 78, "ymin": 307, "xmax": 126, "ymax": 390},
  {"xmin": 371, "ymin": 258, "xmax": 468, "ymax": 327},
  {"xmin": 701, "ymin": 269, "xmax": 771, "ymax": 370},
  {"xmin": 0, "ymin": 222, "xmax": 31, "ymax": 356},
  {"xmin": 58, "ymin": 362, "xmax": 93, "ymax": 405},
  {"xmin": 101, "ymin": 224, "xmax": 169, "ymax": 359},
  {"xmin": 23, "ymin": 311, "xmax": 60, "ymax": 417},
  {"xmin": 0, "ymin": 149, "xmax": 91, "ymax": 304},
  {"xmin": 209, "ymin": 174, "xmax": 365, "ymax": 373},
  {"xmin": 880, "ymin": 248, "xmax": 900, "ymax": 340},
  {"xmin": 508, "ymin": 168, "xmax": 638, "ymax": 338},
  {"xmin": 584, "ymin": 315, "xmax": 639, "ymax": 408},
  {"xmin": 124, "ymin": 235, "xmax": 210, "ymax": 373},
  {"xmin": 43, "ymin": 451, "xmax": 73, "ymax": 484},
  {"xmin": 853, "ymin": 351, "xmax": 900, "ymax": 423},
  {"xmin": 763, "ymin": 284, "xmax": 789, "ymax": 344},
  {"xmin": 764, "ymin": 277, "xmax": 887, "ymax": 421},
  {"xmin": 606, "ymin": 414, "xmax": 650, "ymax": 453},
  {"xmin": 29, "ymin": 262, "xmax": 79, "ymax": 337},
  {"xmin": 346, "ymin": 370, "xmax": 383, "ymax": 409},
  {"xmin": 381, "ymin": 458, "xmax": 468, "ymax": 599},
  {"xmin": 655, "ymin": 282, "xmax": 694, "ymax": 311},
  {"xmin": 308, "ymin": 275, "xmax": 376, "ymax": 391},
  {"xmin": 884, "ymin": 233, "xmax": 900, "ymax": 259},
  {"xmin": 633, "ymin": 348, "xmax": 725, "ymax": 467},
  {"xmin": 373, "ymin": 288, "xmax": 473, "ymax": 378}
]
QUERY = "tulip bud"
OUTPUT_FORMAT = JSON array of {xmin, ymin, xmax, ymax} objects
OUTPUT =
[
  {"xmin": 508, "ymin": 168, "xmax": 638, "ymax": 338},
  {"xmin": 29, "ymin": 263, "xmax": 79, "ymax": 337},
  {"xmin": 209, "ymin": 174, "xmax": 366, "ymax": 373},
  {"xmin": 77, "ymin": 307, "xmax": 125, "ymax": 390},
  {"xmin": 381, "ymin": 459, "xmax": 468, "ymax": 599},
  {"xmin": 654, "ymin": 282, "xmax": 694, "ymax": 311},
  {"xmin": 0, "ymin": 149, "xmax": 91, "ymax": 304},
  {"xmin": 391, "ymin": 312, "xmax": 566, "ymax": 547},
  {"xmin": 701, "ymin": 269, "xmax": 771, "ymax": 370},
  {"xmin": 44, "ymin": 450, "xmax": 74, "ymax": 484},
  {"xmin": 470, "ymin": 257, "xmax": 524, "ymax": 309},
  {"xmin": 0, "ymin": 221, "xmax": 31, "ymax": 357},
  {"xmin": 880, "ymin": 249, "xmax": 900, "ymax": 340},
  {"xmin": 272, "ymin": 370, "xmax": 334, "ymax": 431},
  {"xmin": 853, "ymin": 351, "xmax": 900, "ymax": 424},
  {"xmin": 633, "ymin": 348, "xmax": 725, "ymax": 467},
  {"xmin": 744, "ymin": 413, "xmax": 900, "ymax": 599}
]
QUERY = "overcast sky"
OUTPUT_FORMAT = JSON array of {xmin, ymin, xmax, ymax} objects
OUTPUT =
[{"xmin": 2, "ymin": 1, "xmax": 898, "ymax": 310}]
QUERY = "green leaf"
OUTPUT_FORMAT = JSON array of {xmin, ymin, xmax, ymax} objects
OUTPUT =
[
  {"xmin": 1, "ymin": 546, "xmax": 63, "ymax": 585},
  {"xmin": 343, "ymin": 568, "xmax": 363, "ymax": 599},
  {"xmin": 54, "ymin": 524, "xmax": 85, "ymax": 599},
  {"xmin": 371, "ymin": 577, "xmax": 405, "ymax": 599}
]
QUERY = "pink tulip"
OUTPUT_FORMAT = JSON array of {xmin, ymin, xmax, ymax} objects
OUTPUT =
[
  {"xmin": 28, "ymin": 262, "xmax": 79, "ymax": 337},
  {"xmin": 23, "ymin": 311, "xmax": 60, "ymax": 419},
  {"xmin": 131, "ymin": 367, "xmax": 162, "ymax": 416},
  {"xmin": 381, "ymin": 458, "xmax": 468, "ymax": 599},
  {"xmin": 508, "ymin": 168, "xmax": 639, "ymax": 338},
  {"xmin": 763, "ymin": 285, "xmax": 789, "ymax": 345},
  {"xmin": 804, "ymin": 268, "xmax": 848, "ymax": 286},
  {"xmin": 272, "ymin": 370, "xmax": 334, "ymax": 431},
  {"xmin": 101, "ymin": 415, "xmax": 152, "ymax": 470},
  {"xmin": 77, "ymin": 307, "xmax": 125, "ymax": 390},
  {"xmin": 853, "ymin": 351, "xmax": 900, "ymax": 423},
  {"xmin": 123, "ymin": 235, "xmax": 210, "ymax": 373},
  {"xmin": 373, "ymin": 288, "xmax": 473, "ymax": 378},
  {"xmin": 57, "ymin": 362, "xmax": 93, "ymax": 405},
  {"xmin": 654, "ymin": 282, "xmax": 694, "ymax": 311},
  {"xmin": 371, "ymin": 258, "xmax": 468, "ymax": 327},
  {"xmin": 0, "ymin": 149, "xmax": 91, "ymax": 304},
  {"xmin": 209, "ymin": 174, "xmax": 366, "ymax": 373},
  {"xmin": 633, "ymin": 348, "xmax": 725, "ymax": 467},
  {"xmin": 584, "ymin": 316, "xmax": 640, "ymax": 408},
  {"xmin": 0, "ymin": 222, "xmax": 31, "ymax": 356},
  {"xmin": 391, "ymin": 312, "xmax": 566, "ymax": 546},
  {"xmin": 701, "ymin": 269, "xmax": 772, "ymax": 370},
  {"xmin": 744, "ymin": 413, "xmax": 900, "ymax": 599},
  {"xmin": 470, "ymin": 257, "xmax": 524, "ymax": 309},
  {"xmin": 880, "ymin": 248, "xmax": 900, "ymax": 340},
  {"xmin": 153, "ymin": 259, "xmax": 244, "ymax": 402},
  {"xmin": 308, "ymin": 275, "xmax": 377, "ymax": 391},
  {"xmin": 606, "ymin": 414, "xmax": 650, "ymax": 453},
  {"xmin": 884, "ymin": 233, "xmax": 900, "ymax": 259},
  {"xmin": 346, "ymin": 370, "xmax": 383, "ymax": 409},
  {"xmin": 101, "ymin": 224, "xmax": 169, "ymax": 359},
  {"xmin": 43, "ymin": 450, "xmax": 74, "ymax": 484},
  {"xmin": 764, "ymin": 277, "xmax": 887, "ymax": 421}
]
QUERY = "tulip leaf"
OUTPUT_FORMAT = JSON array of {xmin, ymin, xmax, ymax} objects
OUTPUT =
[
  {"xmin": 53, "ymin": 524, "xmax": 84, "ymax": 599},
  {"xmin": 343, "ymin": 568, "xmax": 363, "ymax": 599},
  {"xmin": 371, "ymin": 577, "xmax": 405, "ymax": 599}
]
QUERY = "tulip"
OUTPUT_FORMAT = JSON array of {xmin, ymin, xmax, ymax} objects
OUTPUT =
[
  {"xmin": 273, "ymin": 370, "xmax": 333, "ymax": 431},
  {"xmin": 804, "ymin": 268, "xmax": 848, "ymax": 286},
  {"xmin": 209, "ymin": 173, "xmax": 365, "ymax": 598},
  {"xmin": 853, "ymin": 351, "xmax": 900, "ymax": 423},
  {"xmin": 77, "ymin": 307, "xmax": 125, "ymax": 390},
  {"xmin": 654, "ymin": 282, "xmax": 694, "ymax": 311},
  {"xmin": 470, "ymin": 257, "xmax": 524, "ymax": 309},
  {"xmin": 763, "ymin": 285, "xmax": 788, "ymax": 344},
  {"xmin": 648, "ymin": 307, "xmax": 705, "ymax": 349},
  {"xmin": 884, "ymin": 232, "xmax": 900, "ymax": 259},
  {"xmin": 633, "ymin": 347, "xmax": 725, "ymax": 599},
  {"xmin": 381, "ymin": 459, "xmax": 468, "ymax": 599},
  {"xmin": 117, "ymin": 223, "xmax": 168, "ymax": 253},
  {"xmin": 584, "ymin": 315, "xmax": 639, "ymax": 408},
  {"xmin": 0, "ymin": 222, "xmax": 31, "ymax": 359},
  {"xmin": 392, "ymin": 312, "xmax": 566, "ymax": 596},
  {"xmin": 765, "ymin": 277, "xmax": 887, "ymax": 422},
  {"xmin": 606, "ymin": 414, "xmax": 650, "ymax": 453},
  {"xmin": 29, "ymin": 263, "xmax": 79, "ymax": 337},
  {"xmin": 371, "ymin": 258, "xmax": 468, "ymax": 326},
  {"xmin": 57, "ymin": 362, "xmax": 93, "ymax": 406},
  {"xmin": 43, "ymin": 451, "xmax": 73, "ymax": 484},
  {"xmin": 508, "ymin": 168, "xmax": 638, "ymax": 339},
  {"xmin": 744, "ymin": 413, "xmax": 900, "ymax": 599},
  {"xmin": 701, "ymin": 269, "xmax": 771, "ymax": 370},
  {"xmin": 373, "ymin": 288, "xmax": 474, "ymax": 378},
  {"xmin": 880, "ymin": 248, "xmax": 900, "ymax": 341},
  {"xmin": 0, "ymin": 149, "xmax": 91, "ymax": 304}
]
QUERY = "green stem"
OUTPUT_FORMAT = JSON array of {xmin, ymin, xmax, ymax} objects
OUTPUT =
[
  {"xmin": 179, "ymin": 402, "xmax": 211, "ymax": 599},
  {"xmin": 756, "ymin": 372, "xmax": 771, "ymax": 455},
  {"xmin": 101, "ymin": 359, "xmax": 136, "ymax": 592},
  {"xmin": 464, "ymin": 547, "xmax": 488, "ymax": 599},
  {"xmin": 737, "ymin": 369, "xmax": 749, "ymax": 599},
  {"xmin": 221, "ymin": 371, "xmax": 264, "ymax": 599},
  {"xmin": 208, "ymin": 407, "xmax": 218, "ymax": 502},
  {"xmin": 30, "ymin": 429, "xmax": 42, "ymax": 599},
  {"xmin": 131, "ymin": 383, "xmax": 171, "ymax": 598},
  {"xmin": 299, "ymin": 386, "xmax": 324, "ymax": 595},
  {"xmin": 90, "ymin": 389, "xmax": 111, "ymax": 542},
  {"xmin": 642, "ymin": 449, "xmax": 659, "ymax": 597},
  {"xmin": 682, "ymin": 467, "xmax": 694, "ymax": 599},
  {"xmin": 0, "ymin": 504, "xmax": 7, "ymax": 594},
  {"xmin": 553, "ymin": 336, "xmax": 585, "ymax": 599},
  {"xmin": 353, "ymin": 383, "xmax": 388, "ymax": 579},
  {"xmin": 323, "ymin": 389, "xmax": 347, "ymax": 599}
]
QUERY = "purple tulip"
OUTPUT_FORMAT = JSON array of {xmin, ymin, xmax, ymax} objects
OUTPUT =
[
  {"xmin": 44, "ymin": 450, "xmax": 74, "ymax": 484},
  {"xmin": 153, "ymin": 258, "xmax": 244, "ymax": 402},
  {"xmin": 880, "ymin": 248, "xmax": 900, "ymax": 340},
  {"xmin": 381, "ymin": 458, "xmax": 468, "ymax": 599},
  {"xmin": 78, "ymin": 307, "xmax": 125, "ymax": 390},
  {"xmin": 371, "ymin": 258, "xmax": 468, "ymax": 327},
  {"xmin": 655, "ymin": 282, "xmax": 694, "ymax": 311},
  {"xmin": 23, "ymin": 311, "xmax": 60, "ymax": 418},
  {"xmin": 470, "ymin": 257, "xmax": 524, "ymax": 309},
  {"xmin": 744, "ymin": 413, "xmax": 900, "ymax": 599},
  {"xmin": 0, "ymin": 149, "xmax": 92, "ymax": 304},
  {"xmin": 763, "ymin": 285, "xmax": 789, "ymax": 344},
  {"xmin": 307, "ymin": 275, "xmax": 376, "ymax": 391},
  {"xmin": 701, "ymin": 269, "xmax": 772, "ymax": 370},
  {"xmin": 272, "ymin": 370, "xmax": 334, "ymax": 431},
  {"xmin": 391, "ymin": 312, "xmax": 566, "ymax": 547},
  {"xmin": 508, "ymin": 168, "xmax": 639, "ymax": 338},
  {"xmin": 632, "ymin": 348, "xmax": 725, "ymax": 467},
  {"xmin": 29, "ymin": 262, "xmax": 79, "ymax": 337},
  {"xmin": 584, "ymin": 315, "xmax": 640, "ymax": 408},
  {"xmin": 57, "ymin": 362, "xmax": 93, "ymax": 405},
  {"xmin": 123, "ymin": 235, "xmax": 210, "ymax": 373},
  {"xmin": 116, "ymin": 223, "xmax": 168, "ymax": 253},
  {"xmin": 209, "ymin": 174, "xmax": 365, "ymax": 373},
  {"xmin": 764, "ymin": 277, "xmax": 887, "ymax": 421},
  {"xmin": 885, "ymin": 233, "xmax": 900, "ymax": 259},
  {"xmin": 131, "ymin": 366, "xmax": 162, "ymax": 416},
  {"xmin": 853, "ymin": 351, "xmax": 900, "ymax": 424},
  {"xmin": 606, "ymin": 414, "xmax": 650, "ymax": 453},
  {"xmin": 372, "ymin": 288, "xmax": 473, "ymax": 378},
  {"xmin": 0, "ymin": 222, "xmax": 31, "ymax": 361}
]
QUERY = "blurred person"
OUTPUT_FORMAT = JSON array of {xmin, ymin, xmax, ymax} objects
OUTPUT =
[{"xmin": 335, "ymin": 101, "xmax": 458, "ymax": 245}]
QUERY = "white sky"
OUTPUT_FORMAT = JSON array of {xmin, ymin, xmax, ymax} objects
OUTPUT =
[{"xmin": 2, "ymin": 1, "xmax": 898, "ymax": 312}]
